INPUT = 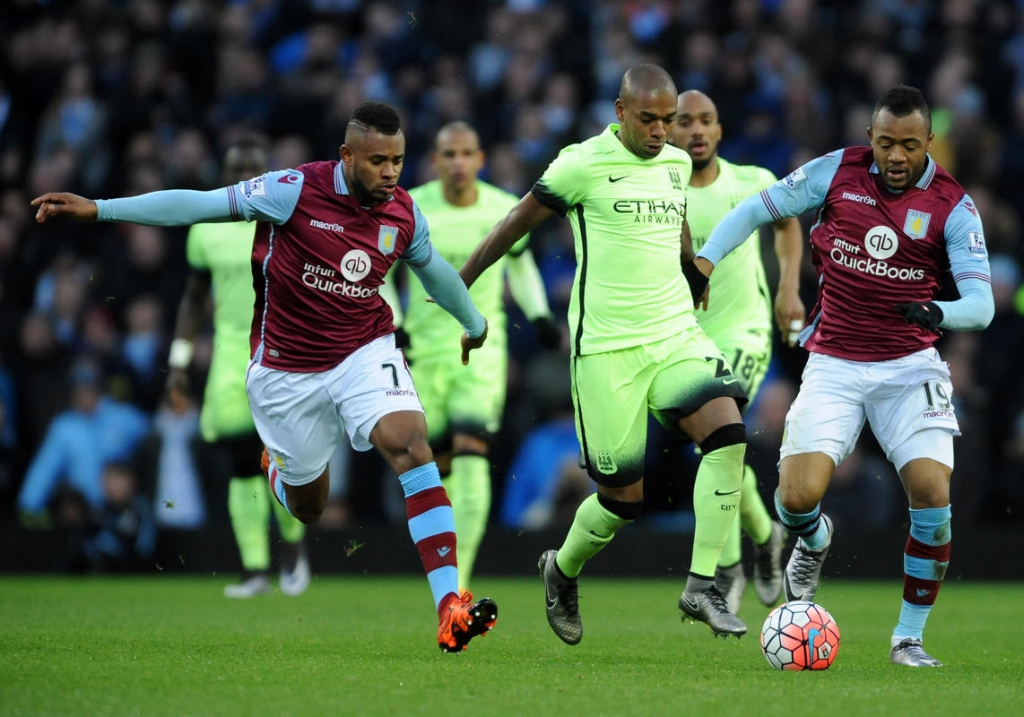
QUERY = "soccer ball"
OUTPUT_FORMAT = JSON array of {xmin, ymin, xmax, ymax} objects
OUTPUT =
[{"xmin": 759, "ymin": 600, "xmax": 840, "ymax": 671}]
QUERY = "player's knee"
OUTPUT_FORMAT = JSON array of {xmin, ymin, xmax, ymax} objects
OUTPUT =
[
  {"xmin": 777, "ymin": 483, "xmax": 820, "ymax": 514},
  {"xmin": 699, "ymin": 422, "xmax": 746, "ymax": 455},
  {"xmin": 373, "ymin": 420, "xmax": 433, "ymax": 471},
  {"xmin": 382, "ymin": 434, "xmax": 433, "ymax": 474},
  {"xmin": 292, "ymin": 506, "xmax": 322, "ymax": 525},
  {"xmin": 451, "ymin": 433, "xmax": 490, "ymax": 459},
  {"xmin": 597, "ymin": 492, "xmax": 643, "ymax": 520},
  {"xmin": 283, "ymin": 471, "xmax": 330, "ymax": 524},
  {"xmin": 406, "ymin": 435, "xmax": 434, "ymax": 467},
  {"xmin": 290, "ymin": 496, "xmax": 326, "ymax": 525},
  {"xmin": 908, "ymin": 483, "xmax": 950, "ymax": 510}
]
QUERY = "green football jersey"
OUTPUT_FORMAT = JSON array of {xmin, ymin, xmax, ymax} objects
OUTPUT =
[
  {"xmin": 685, "ymin": 158, "xmax": 776, "ymax": 341},
  {"xmin": 186, "ymin": 220, "xmax": 258, "ymax": 440},
  {"xmin": 404, "ymin": 180, "xmax": 527, "ymax": 359},
  {"xmin": 532, "ymin": 124, "xmax": 697, "ymax": 356}
]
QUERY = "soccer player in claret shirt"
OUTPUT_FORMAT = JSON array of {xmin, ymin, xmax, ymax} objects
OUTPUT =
[
  {"xmin": 167, "ymin": 136, "xmax": 311, "ymax": 600},
  {"xmin": 461, "ymin": 64, "xmax": 750, "ymax": 643},
  {"xmin": 384, "ymin": 121, "xmax": 560, "ymax": 592},
  {"xmin": 692, "ymin": 85, "xmax": 994, "ymax": 667},
  {"xmin": 32, "ymin": 102, "xmax": 498, "ymax": 654},
  {"xmin": 670, "ymin": 90, "xmax": 806, "ymax": 613}
]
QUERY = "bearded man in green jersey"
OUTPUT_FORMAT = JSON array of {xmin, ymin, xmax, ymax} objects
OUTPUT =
[
  {"xmin": 461, "ymin": 65, "xmax": 751, "ymax": 641},
  {"xmin": 167, "ymin": 137, "xmax": 310, "ymax": 598},
  {"xmin": 384, "ymin": 122, "xmax": 560, "ymax": 591},
  {"xmin": 670, "ymin": 89, "xmax": 806, "ymax": 614}
]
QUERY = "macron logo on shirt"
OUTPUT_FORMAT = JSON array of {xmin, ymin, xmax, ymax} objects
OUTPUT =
[
  {"xmin": 309, "ymin": 219, "xmax": 344, "ymax": 233},
  {"xmin": 842, "ymin": 191, "xmax": 877, "ymax": 206}
]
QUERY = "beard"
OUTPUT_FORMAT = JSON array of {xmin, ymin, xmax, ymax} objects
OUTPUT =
[
  {"xmin": 350, "ymin": 179, "xmax": 381, "ymax": 207},
  {"xmin": 691, "ymin": 156, "xmax": 714, "ymax": 172}
]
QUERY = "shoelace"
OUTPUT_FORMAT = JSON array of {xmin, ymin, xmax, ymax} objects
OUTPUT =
[
  {"xmin": 894, "ymin": 638, "xmax": 925, "ymax": 654},
  {"xmin": 790, "ymin": 545, "xmax": 824, "ymax": 582},
  {"xmin": 705, "ymin": 587, "xmax": 730, "ymax": 614},
  {"xmin": 557, "ymin": 580, "xmax": 579, "ymax": 616}
]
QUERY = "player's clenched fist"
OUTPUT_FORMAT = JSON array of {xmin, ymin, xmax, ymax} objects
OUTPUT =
[
  {"xmin": 30, "ymin": 193, "xmax": 98, "ymax": 223},
  {"xmin": 460, "ymin": 319, "xmax": 488, "ymax": 366}
]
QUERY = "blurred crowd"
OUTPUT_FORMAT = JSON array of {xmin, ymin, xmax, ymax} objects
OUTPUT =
[{"xmin": 2, "ymin": 0, "xmax": 1024, "ymax": 563}]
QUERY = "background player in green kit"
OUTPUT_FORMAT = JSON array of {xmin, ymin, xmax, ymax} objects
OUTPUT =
[
  {"xmin": 671, "ymin": 89, "xmax": 806, "ymax": 613},
  {"xmin": 167, "ymin": 137, "xmax": 310, "ymax": 598},
  {"xmin": 460, "ymin": 65, "xmax": 750, "ymax": 641},
  {"xmin": 385, "ymin": 121, "xmax": 559, "ymax": 591}
]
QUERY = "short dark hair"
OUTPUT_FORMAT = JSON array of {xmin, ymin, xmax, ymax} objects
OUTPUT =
[
  {"xmin": 873, "ymin": 85, "xmax": 931, "ymax": 133},
  {"xmin": 348, "ymin": 101, "xmax": 402, "ymax": 136}
]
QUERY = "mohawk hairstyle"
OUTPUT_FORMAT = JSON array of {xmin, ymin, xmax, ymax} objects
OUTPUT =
[
  {"xmin": 348, "ymin": 101, "xmax": 402, "ymax": 136},
  {"xmin": 873, "ymin": 85, "xmax": 931, "ymax": 133}
]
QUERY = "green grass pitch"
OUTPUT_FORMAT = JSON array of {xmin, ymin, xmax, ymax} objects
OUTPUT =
[{"xmin": 2, "ymin": 575, "xmax": 1022, "ymax": 716}]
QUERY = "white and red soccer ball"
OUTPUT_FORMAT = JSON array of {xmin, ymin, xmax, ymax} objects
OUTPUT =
[{"xmin": 760, "ymin": 600, "xmax": 841, "ymax": 671}]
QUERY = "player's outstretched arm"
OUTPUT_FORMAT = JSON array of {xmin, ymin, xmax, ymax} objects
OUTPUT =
[
  {"xmin": 38, "ymin": 186, "xmax": 249, "ymax": 227},
  {"xmin": 32, "ymin": 193, "xmax": 98, "ymax": 223},
  {"xmin": 772, "ymin": 216, "xmax": 806, "ymax": 345},
  {"xmin": 461, "ymin": 192, "xmax": 555, "ymax": 289}
]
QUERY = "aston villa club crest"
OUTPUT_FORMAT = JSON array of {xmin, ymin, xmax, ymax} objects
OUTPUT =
[
  {"xmin": 377, "ymin": 224, "xmax": 399, "ymax": 254},
  {"xmin": 904, "ymin": 209, "xmax": 931, "ymax": 240}
]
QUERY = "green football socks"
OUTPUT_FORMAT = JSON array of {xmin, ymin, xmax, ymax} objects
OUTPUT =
[
  {"xmin": 690, "ymin": 442, "xmax": 745, "ymax": 577},
  {"xmin": 739, "ymin": 463, "xmax": 773, "ymax": 546},
  {"xmin": 228, "ymin": 476, "xmax": 272, "ymax": 571},
  {"xmin": 446, "ymin": 454, "xmax": 491, "ymax": 590},
  {"xmin": 555, "ymin": 493, "xmax": 631, "ymax": 579}
]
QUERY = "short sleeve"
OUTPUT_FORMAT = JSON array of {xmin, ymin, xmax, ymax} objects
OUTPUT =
[{"xmin": 531, "ymin": 145, "xmax": 586, "ymax": 215}]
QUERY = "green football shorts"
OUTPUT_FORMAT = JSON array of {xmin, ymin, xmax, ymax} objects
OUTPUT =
[{"xmin": 571, "ymin": 328, "xmax": 748, "ymax": 487}]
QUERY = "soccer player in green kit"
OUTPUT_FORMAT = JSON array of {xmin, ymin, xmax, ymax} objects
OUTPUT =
[
  {"xmin": 670, "ymin": 89, "xmax": 806, "ymax": 613},
  {"xmin": 167, "ymin": 137, "xmax": 310, "ymax": 598},
  {"xmin": 386, "ymin": 121, "xmax": 559, "ymax": 591},
  {"xmin": 460, "ymin": 64, "xmax": 750, "ymax": 641}
]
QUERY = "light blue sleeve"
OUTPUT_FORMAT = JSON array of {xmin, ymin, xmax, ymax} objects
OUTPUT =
[
  {"xmin": 401, "ymin": 199, "xmax": 485, "ymax": 336},
  {"xmin": 935, "ymin": 196, "xmax": 994, "ymax": 330},
  {"xmin": 94, "ymin": 169, "xmax": 304, "ymax": 226},
  {"xmin": 698, "ymin": 151, "xmax": 844, "ymax": 266},
  {"xmin": 399, "ymin": 201, "xmax": 432, "ymax": 267},
  {"xmin": 17, "ymin": 418, "xmax": 71, "ymax": 513},
  {"xmin": 96, "ymin": 189, "xmax": 236, "ymax": 225},
  {"xmin": 408, "ymin": 253, "xmax": 487, "ymax": 338},
  {"xmin": 231, "ymin": 170, "xmax": 304, "ymax": 223}
]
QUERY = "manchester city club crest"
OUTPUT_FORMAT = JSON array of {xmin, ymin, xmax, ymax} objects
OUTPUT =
[
  {"xmin": 904, "ymin": 209, "xmax": 931, "ymax": 239},
  {"xmin": 378, "ymin": 225, "xmax": 399, "ymax": 254},
  {"xmin": 668, "ymin": 166, "xmax": 683, "ymax": 191}
]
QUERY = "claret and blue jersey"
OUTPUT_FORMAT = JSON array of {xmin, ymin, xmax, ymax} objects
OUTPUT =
[
  {"xmin": 96, "ymin": 160, "xmax": 484, "ymax": 373},
  {"xmin": 698, "ymin": 146, "xmax": 993, "ymax": 362}
]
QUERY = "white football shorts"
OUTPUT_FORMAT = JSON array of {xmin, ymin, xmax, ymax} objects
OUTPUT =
[
  {"xmin": 246, "ymin": 334, "xmax": 423, "ymax": 485},
  {"xmin": 781, "ymin": 348, "xmax": 958, "ymax": 472}
]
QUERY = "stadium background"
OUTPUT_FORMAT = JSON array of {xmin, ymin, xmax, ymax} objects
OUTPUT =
[{"xmin": 1, "ymin": 0, "xmax": 1023, "ymax": 577}]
